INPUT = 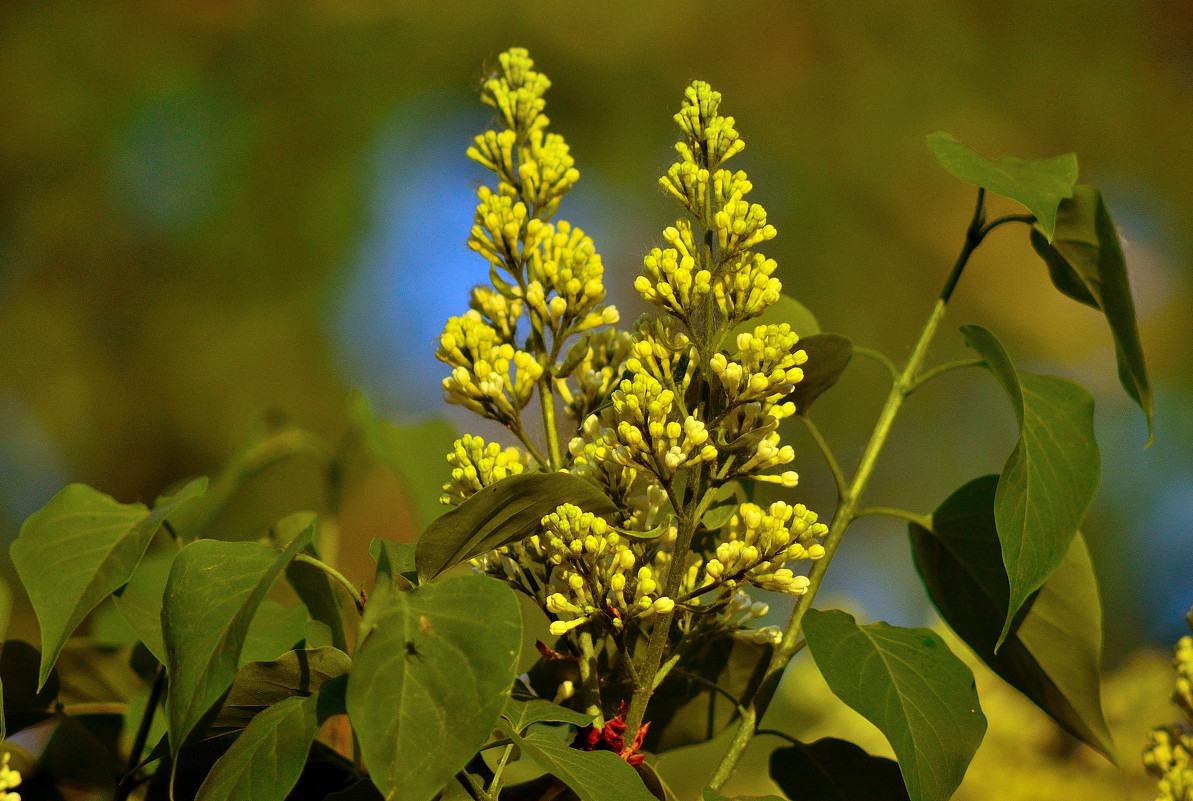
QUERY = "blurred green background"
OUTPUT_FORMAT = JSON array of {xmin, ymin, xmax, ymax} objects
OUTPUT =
[{"xmin": 1, "ymin": 1, "xmax": 1190, "ymax": 663}]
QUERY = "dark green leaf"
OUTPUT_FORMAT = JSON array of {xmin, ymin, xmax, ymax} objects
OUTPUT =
[
  {"xmin": 11, "ymin": 477, "xmax": 207, "ymax": 688},
  {"xmin": 910, "ymin": 475, "xmax": 1115, "ymax": 760},
  {"xmin": 701, "ymin": 502, "xmax": 740, "ymax": 532},
  {"xmin": 499, "ymin": 725, "xmax": 657, "ymax": 801},
  {"xmin": 648, "ymin": 636, "xmax": 771, "ymax": 753},
  {"xmin": 207, "ymin": 646, "xmax": 351, "ymax": 740},
  {"xmin": 769, "ymin": 737, "xmax": 909, "ymax": 801},
  {"xmin": 925, "ymin": 131, "xmax": 1077, "ymax": 239},
  {"xmin": 239, "ymin": 600, "xmax": 308, "ymax": 667},
  {"xmin": 1029, "ymin": 184, "xmax": 1152, "ymax": 442},
  {"xmin": 961, "ymin": 325, "xmax": 1100, "ymax": 648},
  {"xmin": 162, "ymin": 523, "xmax": 313, "ymax": 753},
  {"xmin": 415, "ymin": 472, "xmax": 616, "ymax": 583},
  {"xmin": 788, "ymin": 334, "xmax": 852, "ymax": 414},
  {"xmin": 347, "ymin": 574, "xmax": 521, "ymax": 801},
  {"xmin": 1, "ymin": 640, "xmax": 59, "ymax": 735},
  {"xmin": 350, "ymin": 392, "xmax": 457, "ymax": 531},
  {"xmin": 501, "ymin": 697, "xmax": 593, "ymax": 733},
  {"xmin": 803, "ymin": 609, "xmax": 986, "ymax": 801},
  {"xmin": 194, "ymin": 693, "xmax": 320, "ymax": 801},
  {"xmin": 729, "ymin": 293, "xmax": 820, "ymax": 339}
]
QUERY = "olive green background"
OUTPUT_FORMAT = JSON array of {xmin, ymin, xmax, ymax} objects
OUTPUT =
[{"xmin": 1, "ymin": 1, "xmax": 1190, "ymax": 661}]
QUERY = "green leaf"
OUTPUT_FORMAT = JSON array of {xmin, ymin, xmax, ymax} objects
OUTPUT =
[
  {"xmin": 910, "ymin": 475, "xmax": 1115, "ymax": 760},
  {"xmin": 162, "ymin": 523, "xmax": 313, "ymax": 753},
  {"xmin": 501, "ymin": 697, "xmax": 593, "ymax": 733},
  {"xmin": 194, "ymin": 692, "xmax": 321, "ymax": 801},
  {"xmin": 415, "ymin": 472, "xmax": 616, "ymax": 583},
  {"xmin": 279, "ymin": 512, "xmax": 347, "ymax": 653},
  {"xmin": 207, "ymin": 646, "xmax": 351, "ymax": 740},
  {"xmin": 769, "ymin": 737, "xmax": 909, "ymax": 801},
  {"xmin": 649, "ymin": 636, "xmax": 771, "ymax": 752},
  {"xmin": 370, "ymin": 539, "xmax": 417, "ymax": 584},
  {"xmin": 347, "ymin": 574, "xmax": 521, "ymax": 801},
  {"xmin": 1029, "ymin": 184, "xmax": 1153, "ymax": 442},
  {"xmin": 802, "ymin": 608, "xmax": 986, "ymax": 801},
  {"xmin": 499, "ymin": 725, "xmax": 657, "ymax": 801},
  {"xmin": 961, "ymin": 325, "xmax": 1100, "ymax": 648},
  {"xmin": 729, "ymin": 293, "xmax": 820, "ymax": 339},
  {"xmin": 285, "ymin": 557, "xmax": 346, "ymax": 653},
  {"xmin": 11, "ymin": 477, "xmax": 207, "ymax": 689},
  {"xmin": 350, "ymin": 392, "xmax": 457, "ymax": 531},
  {"xmin": 239, "ymin": 600, "xmax": 308, "ymax": 667},
  {"xmin": 789, "ymin": 333, "xmax": 852, "ymax": 414},
  {"xmin": 112, "ymin": 547, "xmax": 175, "ymax": 664},
  {"xmin": 1, "ymin": 640, "xmax": 60, "ymax": 736},
  {"xmin": 924, "ymin": 131, "xmax": 1077, "ymax": 239}
]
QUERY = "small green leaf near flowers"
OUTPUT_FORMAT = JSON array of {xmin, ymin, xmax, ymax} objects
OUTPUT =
[{"xmin": 415, "ymin": 471, "xmax": 617, "ymax": 583}]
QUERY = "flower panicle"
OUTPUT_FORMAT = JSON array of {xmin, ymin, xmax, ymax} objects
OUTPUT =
[{"xmin": 440, "ymin": 50, "xmax": 829, "ymax": 723}]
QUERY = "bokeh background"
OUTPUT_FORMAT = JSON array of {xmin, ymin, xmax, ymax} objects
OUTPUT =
[{"xmin": 1, "ymin": 1, "xmax": 1190, "ymax": 670}]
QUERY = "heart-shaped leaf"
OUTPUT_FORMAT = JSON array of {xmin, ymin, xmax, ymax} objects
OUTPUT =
[
  {"xmin": 925, "ymin": 132, "xmax": 1077, "ymax": 239},
  {"xmin": 769, "ymin": 737, "xmax": 909, "ymax": 801},
  {"xmin": 415, "ymin": 472, "xmax": 616, "ymax": 582},
  {"xmin": 195, "ymin": 674, "xmax": 346, "ymax": 801},
  {"xmin": 498, "ymin": 724, "xmax": 658, "ymax": 801},
  {"xmin": 11, "ymin": 477, "xmax": 207, "ymax": 688},
  {"xmin": 162, "ymin": 521, "xmax": 313, "ymax": 753},
  {"xmin": 788, "ymin": 334, "xmax": 852, "ymax": 414},
  {"xmin": 1029, "ymin": 184, "xmax": 1152, "ymax": 443},
  {"xmin": 239, "ymin": 600, "xmax": 308, "ymax": 667},
  {"xmin": 207, "ymin": 646, "xmax": 351, "ymax": 740},
  {"xmin": 194, "ymin": 693, "xmax": 321, "ymax": 801},
  {"xmin": 962, "ymin": 325, "xmax": 1100, "ymax": 648},
  {"xmin": 910, "ymin": 475, "xmax": 1115, "ymax": 760},
  {"xmin": 802, "ymin": 609, "xmax": 986, "ymax": 801},
  {"xmin": 347, "ymin": 574, "xmax": 521, "ymax": 801}
]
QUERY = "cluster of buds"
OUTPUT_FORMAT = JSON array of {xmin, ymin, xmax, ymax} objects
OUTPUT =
[
  {"xmin": 523, "ymin": 220, "xmax": 618, "ymax": 337},
  {"xmin": 704, "ymin": 502, "xmax": 827, "ymax": 594},
  {"xmin": 540, "ymin": 504, "xmax": 671, "ymax": 635},
  {"xmin": 441, "ymin": 434, "xmax": 528, "ymax": 506},
  {"xmin": 437, "ymin": 310, "xmax": 542, "ymax": 422},
  {"xmin": 713, "ymin": 324, "xmax": 808, "ymax": 407},
  {"xmin": 1144, "ymin": 608, "xmax": 1193, "ymax": 801}
]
